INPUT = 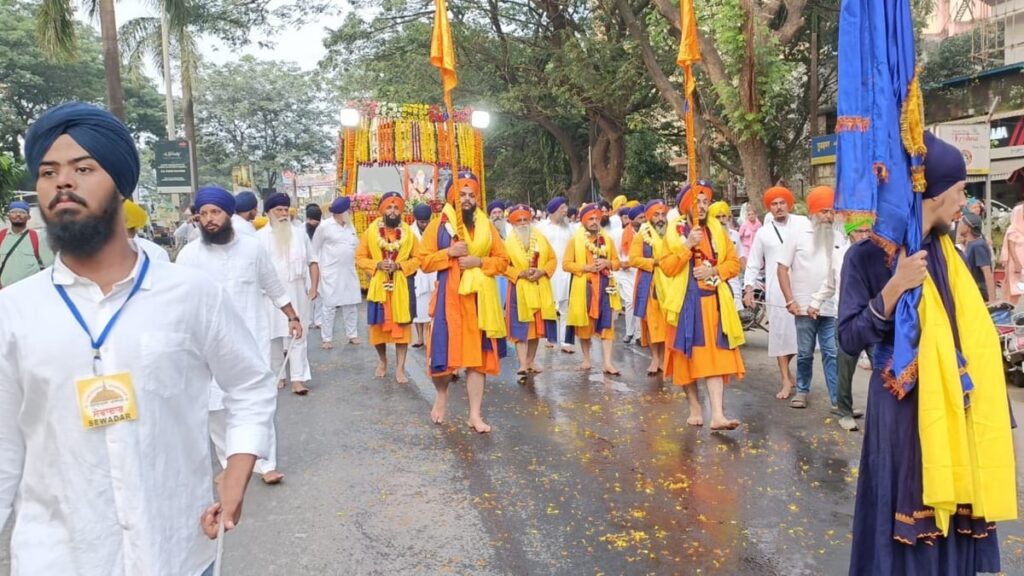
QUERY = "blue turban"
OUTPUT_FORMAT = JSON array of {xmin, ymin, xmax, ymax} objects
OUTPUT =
[
  {"xmin": 487, "ymin": 199, "xmax": 506, "ymax": 214},
  {"xmin": 235, "ymin": 191, "xmax": 258, "ymax": 213},
  {"xmin": 264, "ymin": 193, "xmax": 291, "ymax": 212},
  {"xmin": 413, "ymin": 203, "xmax": 433, "ymax": 220},
  {"xmin": 547, "ymin": 196, "xmax": 567, "ymax": 214},
  {"xmin": 8, "ymin": 201, "xmax": 30, "ymax": 213},
  {"xmin": 330, "ymin": 196, "xmax": 351, "ymax": 214},
  {"xmin": 194, "ymin": 186, "xmax": 235, "ymax": 215},
  {"xmin": 24, "ymin": 102, "xmax": 139, "ymax": 198},
  {"xmin": 617, "ymin": 206, "xmax": 630, "ymax": 217},
  {"xmin": 923, "ymin": 132, "xmax": 968, "ymax": 200},
  {"xmin": 598, "ymin": 199, "xmax": 611, "ymax": 211},
  {"xmin": 627, "ymin": 204, "xmax": 645, "ymax": 220}
]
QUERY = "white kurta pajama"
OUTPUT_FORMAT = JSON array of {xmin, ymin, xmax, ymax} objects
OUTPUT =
[
  {"xmin": 0, "ymin": 252, "xmax": 276, "ymax": 576},
  {"xmin": 412, "ymin": 224, "xmax": 436, "ymax": 324},
  {"xmin": 259, "ymin": 225, "xmax": 314, "ymax": 382},
  {"xmin": 310, "ymin": 218, "xmax": 362, "ymax": 342},
  {"xmin": 743, "ymin": 214, "xmax": 809, "ymax": 357},
  {"xmin": 610, "ymin": 225, "xmax": 637, "ymax": 339},
  {"xmin": 177, "ymin": 234, "xmax": 290, "ymax": 474},
  {"xmin": 537, "ymin": 217, "xmax": 574, "ymax": 345}
]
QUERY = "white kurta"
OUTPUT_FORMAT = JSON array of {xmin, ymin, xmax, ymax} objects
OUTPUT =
[
  {"xmin": 778, "ymin": 217, "xmax": 837, "ymax": 317},
  {"xmin": 258, "ymin": 226, "xmax": 313, "ymax": 339},
  {"xmin": 537, "ymin": 218, "xmax": 573, "ymax": 302},
  {"xmin": 231, "ymin": 214, "xmax": 257, "ymax": 237},
  {"xmin": 177, "ymin": 234, "xmax": 290, "ymax": 410},
  {"xmin": 309, "ymin": 218, "xmax": 361, "ymax": 308},
  {"xmin": 134, "ymin": 237, "xmax": 170, "ymax": 263},
  {"xmin": 743, "ymin": 214, "xmax": 808, "ymax": 357},
  {"xmin": 412, "ymin": 224, "xmax": 436, "ymax": 324}
]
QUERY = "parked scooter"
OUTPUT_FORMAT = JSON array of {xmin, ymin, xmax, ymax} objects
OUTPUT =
[{"xmin": 988, "ymin": 302, "xmax": 1024, "ymax": 388}]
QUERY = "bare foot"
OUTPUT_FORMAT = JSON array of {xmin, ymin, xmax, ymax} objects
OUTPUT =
[
  {"xmin": 561, "ymin": 346, "xmax": 576, "ymax": 354},
  {"xmin": 468, "ymin": 418, "xmax": 492, "ymax": 434},
  {"xmin": 261, "ymin": 470, "xmax": 285, "ymax": 484},
  {"xmin": 349, "ymin": 338, "xmax": 362, "ymax": 345},
  {"xmin": 321, "ymin": 341, "xmax": 334, "ymax": 350},
  {"xmin": 292, "ymin": 382, "xmax": 309, "ymax": 395},
  {"xmin": 579, "ymin": 362, "xmax": 593, "ymax": 372},
  {"xmin": 375, "ymin": 362, "xmax": 387, "ymax": 379},
  {"xmin": 775, "ymin": 383, "xmax": 793, "ymax": 400},
  {"xmin": 430, "ymin": 395, "xmax": 448, "ymax": 424},
  {"xmin": 603, "ymin": 365, "xmax": 621, "ymax": 376},
  {"xmin": 276, "ymin": 380, "xmax": 286, "ymax": 390},
  {"xmin": 545, "ymin": 342, "xmax": 556, "ymax": 349},
  {"xmin": 395, "ymin": 371, "xmax": 409, "ymax": 384},
  {"xmin": 646, "ymin": 364, "xmax": 659, "ymax": 376},
  {"xmin": 529, "ymin": 364, "xmax": 543, "ymax": 374},
  {"xmin": 686, "ymin": 415, "xmax": 704, "ymax": 427},
  {"xmin": 710, "ymin": 418, "xmax": 741, "ymax": 431}
]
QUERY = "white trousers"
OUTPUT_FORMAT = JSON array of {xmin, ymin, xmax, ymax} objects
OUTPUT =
[
  {"xmin": 272, "ymin": 335, "xmax": 311, "ymax": 382},
  {"xmin": 556, "ymin": 299, "xmax": 570, "ymax": 346},
  {"xmin": 321, "ymin": 304, "xmax": 359, "ymax": 342},
  {"xmin": 209, "ymin": 409, "xmax": 279, "ymax": 473},
  {"xmin": 312, "ymin": 297, "xmax": 324, "ymax": 328},
  {"xmin": 616, "ymin": 272, "xmax": 637, "ymax": 338}
]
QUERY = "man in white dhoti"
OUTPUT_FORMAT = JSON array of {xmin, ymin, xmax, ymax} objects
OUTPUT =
[
  {"xmin": 259, "ymin": 193, "xmax": 319, "ymax": 395},
  {"xmin": 536, "ymin": 196, "xmax": 575, "ymax": 353},
  {"xmin": 232, "ymin": 191, "xmax": 258, "ymax": 237},
  {"xmin": 179, "ymin": 186, "xmax": 302, "ymax": 485},
  {"xmin": 610, "ymin": 204, "xmax": 638, "ymax": 344},
  {"xmin": 743, "ymin": 186, "xmax": 808, "ymax": 399},
  {"xmin": 310, "ymin": 197, "xmax": 362, "ymax": 348},
  {"xmin": 411, "ymin": 203, "xmax": 436, "ymax": 348}
]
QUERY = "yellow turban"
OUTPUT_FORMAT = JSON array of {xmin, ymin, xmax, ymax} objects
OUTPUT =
[
  {"xmin": 708, "ymin": 201, "xmax": 731, "ymax": 220},
  {"xmin": 626, "ymin": 200, "xmax": 640, "ymax": 209},
  {"xmin": 612, "ymin": 195, "xmax": 628, "ymax": 212},
  {"xmin": 123, "ymin": 199, "xmax": 148, "ymax": 230},
  {"xmin": 253, "ymin": 215, "xmax": 269, "ymax": 230}
]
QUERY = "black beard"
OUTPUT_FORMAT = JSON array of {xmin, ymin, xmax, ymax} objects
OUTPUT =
[
  {"xmin": 632, "ymin": 221, "xmax": 642, "ymax": 231},
  {"xmin": 932, "ymin": 220, "xmax": 952, "ymax": 237},
  {"xmin": 201, "ymin": 219, "xmax": 235, "ymax": 245},
  {"xmin": 600, "ymin": 216, "xmax": 610, "ymax": 228},
  {"xmin": 384, "ymin": 214, "xmax": 402, "ymax": 228},
  {"xmin": 462, "ymin": 208, "xmax": 476, "ymax": 227},
  {"xmin": 43, "ymin": 190, "xmax": 120, "ymax": 258}
]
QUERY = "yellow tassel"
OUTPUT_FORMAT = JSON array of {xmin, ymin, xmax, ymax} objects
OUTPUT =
[{"xmin": 900, "ymin": 66, "xmax": 927, "ymax": 193}]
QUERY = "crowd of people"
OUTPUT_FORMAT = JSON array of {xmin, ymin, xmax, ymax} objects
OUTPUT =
[{"xmin": 0, "ymin": 101, "xmax": 1017, "ymax": 575}]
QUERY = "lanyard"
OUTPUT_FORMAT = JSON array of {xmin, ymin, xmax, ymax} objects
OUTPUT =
[{"xmin": 53, "ymin": 253, "xmax": 151, "ymax": 375}]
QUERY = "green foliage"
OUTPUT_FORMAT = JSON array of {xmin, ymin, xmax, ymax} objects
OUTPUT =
[
  {"xmin": 920, "ymin": 28, "xmax": 1004, "ymax": 87},
  {"xmin": 194, "ymin": 56, "xmax": 336, "ymax": 191},
  {"xmin": 0, "ymin": 153, "xmax": 26, "ymax": 217}
]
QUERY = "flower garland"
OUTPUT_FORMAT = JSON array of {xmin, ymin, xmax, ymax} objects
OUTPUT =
[
  {"xmin": 456, "ymin": 123, "xmax": 476, "ymax": 170},
  {"xmin": 585, "ymin": 235, "xmax": 609, "ymax": 259},
  {"xmin": 377, "ymin": 223, "xmax": 403, "ymax": 253}
]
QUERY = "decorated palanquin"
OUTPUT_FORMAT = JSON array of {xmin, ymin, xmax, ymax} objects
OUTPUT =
[{"xmin": 335, "ymin": 100, "xmax": 488, "ymax": 288}]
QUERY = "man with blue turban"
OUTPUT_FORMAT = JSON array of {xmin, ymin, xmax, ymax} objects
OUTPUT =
[
  {"xmin": 537, "ymin": 195, "xmax": 575, "ymax": 352},
  {"xmin": 232, "ymin": 191, "xmax": 259, "ymax": 237},
  {"xmin": 259, "ymin": 193, "xmax": 320, "ymax": 395},
  {"xmin": 178, "ymin": 185, "xmax": 300, "ymax": 486},
  {"xmin": 0, "ymin": 102, "xmax": 277, "ymax": 574},
  {"xmin": 0, "ymin": 200, "xmax": 53, "ymax": 288},
  {"xmin": 410, "ymin": 202, "xmax": 437, "ymax": 347},
  {"xmin": 309, "ymin": 196, "xmax": 362, "ymax": 349}
]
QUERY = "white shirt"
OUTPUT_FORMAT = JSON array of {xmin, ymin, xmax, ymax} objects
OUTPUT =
[
  {"xmin": 0, "ymin": 251, "xmax": 276, "ymax": 576},
  {"xmin": 537, "ymin": 217, "xmax": 574, "ymax": 302},
  {"xmin": 231, "ymin": 214, "xmax": 256, "ymax": 237},
  {"xmin": 309, "ymin": 218, "xmax": 361, "ymax": 307},
  {"xmin": 411, "ymin": 223, "xmax": 436, "ymax": 298},
  {"xmin": 778, "ymin": 217, "xmax": 838, "ymax": 317},
  {"xmin": 258, "ymin": 225, "xmax": 315, "ymax": 338},
  {"xmin": 810, "ymin": 235, "xmax": 851, "ymax": 314},
  {"xmin": 177, "ymin": 234, "xmax": 290, "ymax": 410},
  {"xmin": 743, "ymin": 214, "xmax": 810, "ymax": 307},
  {"xmin": 173, "ymin": 221, "xmax": 200, "ymax": 244},
  {"xmin": 133, "ymin": 237, "xmax": 170, "ymax": 263}
]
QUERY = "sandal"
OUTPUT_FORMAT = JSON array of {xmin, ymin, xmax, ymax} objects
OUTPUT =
[{"xmin": 789, "ymin": 392, "xmax": 808, "ymax": 409}]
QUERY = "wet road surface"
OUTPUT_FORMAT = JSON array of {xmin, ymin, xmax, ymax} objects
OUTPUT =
[{"xmin": 3, "ymin": 312, "xmax": 1023, "ymax": 575}]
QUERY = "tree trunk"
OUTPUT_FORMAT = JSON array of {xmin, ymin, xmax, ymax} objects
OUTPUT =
[
  {"xmin": 530, "ymin": 112, "xmax": 591, "ymax": 205},
  {"xmin": 98, "ymin": 0, "xmax": 125, "ymax": 119},
  {"xmin": 181, "ymin": 70, "xmax": 199, "ymax": 196},
  {"xmin": 736, "ymin": 138, "xmax": 772, "ymax": 210},
  {"xmin": 590, "ymin": 115, "xmax": 625, "ymax": 200}
]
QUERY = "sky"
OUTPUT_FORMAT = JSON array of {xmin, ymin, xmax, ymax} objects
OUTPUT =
[{"xmin": 79, "ymin": 0, "xmax": 347, "ymax": 78}]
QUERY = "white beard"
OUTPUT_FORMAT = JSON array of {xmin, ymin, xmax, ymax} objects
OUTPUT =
[
  {"xmin": 813, "ymin": 219, "xmax": 834, "ymax": 263},
  {"xmin": 271, "ymin": 217, "xmax": 292, "ymax": 256},
  {"xmin": 514, "ymin": 224, "xmax": 532, "ymax": 248}
]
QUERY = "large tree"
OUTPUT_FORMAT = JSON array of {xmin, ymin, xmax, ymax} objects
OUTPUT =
[{"xmin": 195, "ymin": 56, "xmax": 336, "ymax": 191}]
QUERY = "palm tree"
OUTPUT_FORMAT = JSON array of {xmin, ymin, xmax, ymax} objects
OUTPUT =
[{"xmin": 37, "ymin": 0, "xmax": 125, "ymax": 119}]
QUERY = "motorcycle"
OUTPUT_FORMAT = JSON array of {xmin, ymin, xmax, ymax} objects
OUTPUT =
[
  {"xmin": 988, "ymin": 302, "xmax": 1024, "ymax": 388},
  {"xmin": 740, "ymin": 278, "xmax": 767, "ymax": 332}
]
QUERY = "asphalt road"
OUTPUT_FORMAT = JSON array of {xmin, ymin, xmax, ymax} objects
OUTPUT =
[{"xmin": 3, "ymin": 311, "xmax": 1023, "ymax": 575}]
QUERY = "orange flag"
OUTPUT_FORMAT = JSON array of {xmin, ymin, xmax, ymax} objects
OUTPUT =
[
  {"xmin": 677, "ymin": 0, "xmax": 701, "ymax": 184},
  {"xmin": 430, "ymin": 0, "xmax": 458, "ymax": 95}
]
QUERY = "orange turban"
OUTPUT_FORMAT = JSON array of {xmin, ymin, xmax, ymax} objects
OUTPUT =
[
  {"xmin": 806, "ymin": 186, "xmax": 835, "ymax": 215},
  {"xmin": 579, "ymin": 203, "xmax": 602, "ymax": 224},
  {"xmin": 644, "ymin": 199, "xmax": 667, "ymax": 221},
  {"xmin": 507, "ymin": 204, "xmax": 532, "ymax": 224},
  {"xmin": 379, "ymin": 191, "xmax": 405, "ymax": 213},
  {"xmin": 445, "ymin": 171, "xmax": 480, "ymax": 205},
  {"xmin": 762, "ymin": 186, "xmax": 794, "ymax": 210},
  {"xmin": 676, "ymin": 180, "xmax": 714, "ymax": 215}
]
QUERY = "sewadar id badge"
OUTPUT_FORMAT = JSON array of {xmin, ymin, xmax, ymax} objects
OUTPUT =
[{"xmin": 75, "ymin": 372, "xmax": 138, "ymax": 429}]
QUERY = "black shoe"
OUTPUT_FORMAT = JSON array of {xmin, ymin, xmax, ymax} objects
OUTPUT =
[{"xmin": 622, "ymin": 335, "xmax": 633, "ymax": 345}]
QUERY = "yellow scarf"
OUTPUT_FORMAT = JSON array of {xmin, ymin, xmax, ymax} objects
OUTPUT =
[
  {"xmin": 638, "ymin": 222, "xmax": 674, "ymax": 306},
  {"xmin": 505, "ymin": 227, "xmax": 558, "ymax": 323},
  {"xmin": 663, "ymin": 215, "xmax": 745, "ymax": 349},
  {"xmin": 365, "ymin": 218, "xmax": 415, "ymax": 324},
  {"xmin": 567, "ymin": 227, "xmax": 621, "ymax": 327},
  {"xmin": 442, "ymin": 204, "xmax": 506, "ymax": 339},
  {"xmin": 917, "ymin": 235, "xmax": 1016, "ymax": 534}
]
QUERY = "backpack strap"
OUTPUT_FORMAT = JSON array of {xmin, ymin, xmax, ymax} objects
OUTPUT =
[{"xmin": 27, "ymin": 229, "xmax": 42, "ymax": 269}]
